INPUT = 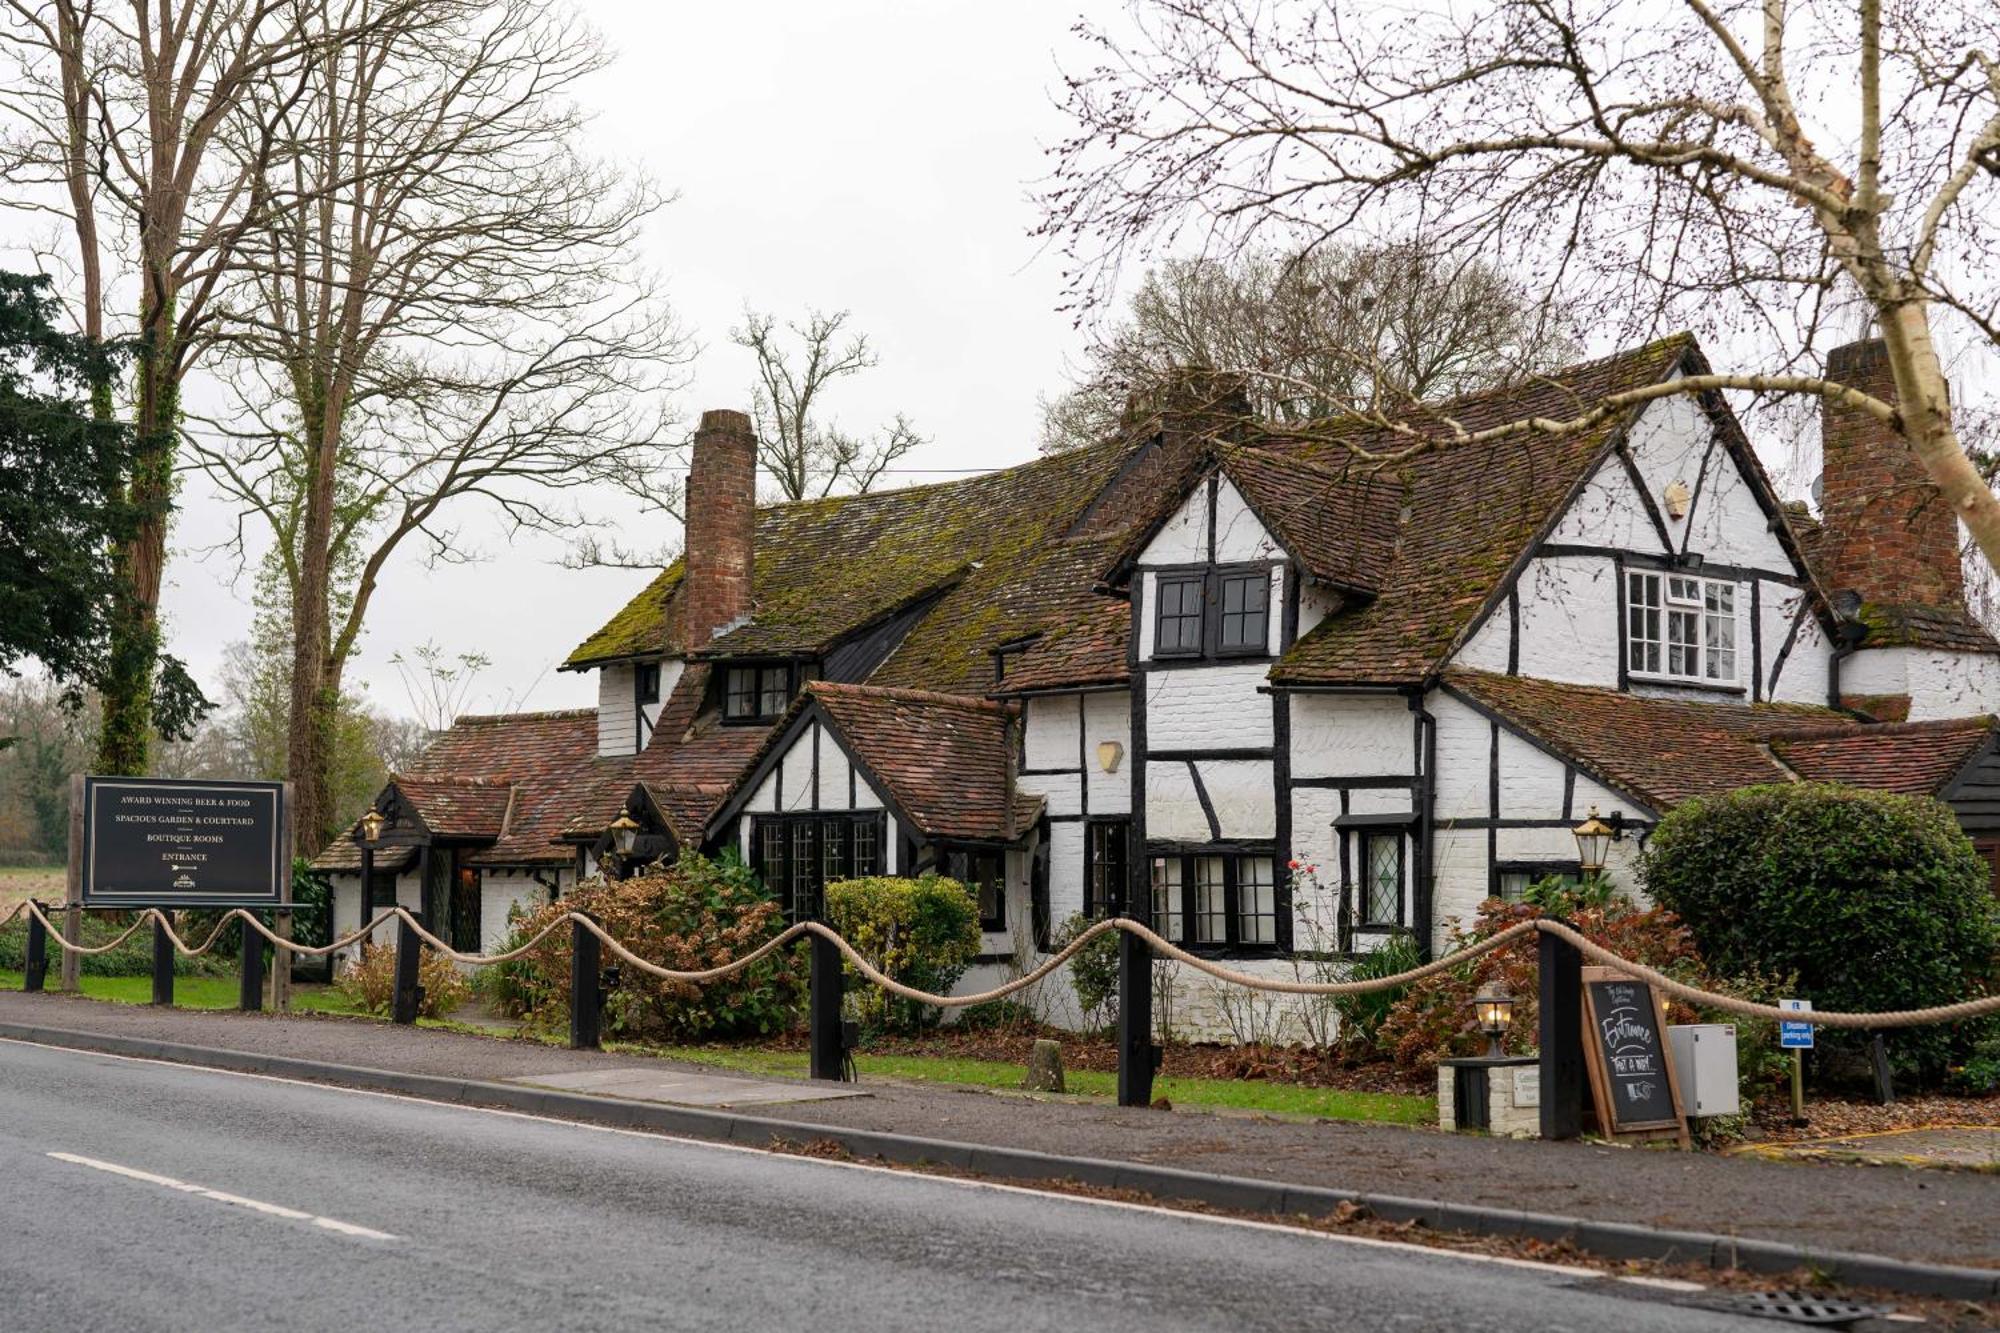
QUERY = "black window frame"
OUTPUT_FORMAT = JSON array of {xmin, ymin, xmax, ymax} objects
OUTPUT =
[
  {"xmin": 634, "ymin": 661, "xmax": 662, "ymax": 705},
  {"xmin": 1358, "ymin": 831, "xmax": 1405, "ymax": 928},
  {"xmin": 1214, "ymin": 569, "xmax": 1271, "ymax": 657},
  {"xmin": 749, "ymin": 811, "xmax": 887, "ymax": 918},
  {"xmin": 1493, "ymin": 860, "xmax": 1583, "ymax": 904},
  {"xmin": 722, "ymin": 661, "xmax": 796, "ymax": 724},
  {"xmin": 1148, "ymin": 563, "xmax": 1274, "ymax": 661},
  {"xmin": 1152, "ymin": 573, "xmax": 1206, "ymax": 659},
  {"xmin": 942, "ymin": 845, "xmax": 1007, "ymax": 933},
  {"xmin": 1084, "ymin": 818, "xmax": 1130, "ymax": 918},
  {"xmin": 1144, "ymin": 848, "xmax": 1284, "ymax": 953}
]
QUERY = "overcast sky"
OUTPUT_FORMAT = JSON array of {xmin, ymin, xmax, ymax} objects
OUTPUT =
[{"xmin": 153, "ymin": 0, "xmax": 1096, "ymax": 720}]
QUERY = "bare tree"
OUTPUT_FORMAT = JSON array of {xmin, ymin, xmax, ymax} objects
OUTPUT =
[
  {"xmin": 1039, "ymin": 243, "xmax": 1569, "ymax": 452},
  {"xmin": 732, "ymin": 308, "xmax": 922, "ymax": 501},
  {"xmin": 0, "ymin": 0, "xmax": 386, "ymax": 773},
  {"xmin": 390, "ymin": 641, "xmax": 489, "ymax": 735},
  {"xmin": 190, "ymin": 0, "xmax": 688, "ymax": 849},
  {"xmin": 1042, "ymin": 1, "xmax": 2000, "ymax": 565}
]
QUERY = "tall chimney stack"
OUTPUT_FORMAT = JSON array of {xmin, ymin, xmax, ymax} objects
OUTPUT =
[
  {"xmin": 1816, "ymin": 338, "xmax": 1964, "ymax": 613},
  {"xmin": 681, "ymin": 409, "xmax": 757, "ymax": 649}
]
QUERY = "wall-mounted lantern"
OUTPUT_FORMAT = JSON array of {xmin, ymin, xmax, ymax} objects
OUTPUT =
[
  {"xmin": 1096, "ymin": 740, "xmax": 1125, "ymax": 774},
  {"xmin": 1572, "ymin": 806, "xmax": 1615, "ymax": 878}
]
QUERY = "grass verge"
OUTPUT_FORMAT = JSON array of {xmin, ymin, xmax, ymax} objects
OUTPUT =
[
  {"xmin": 652, "ymin": 1042, "xmax": 1434, "ymax": 1124},
  {"xmin": 0, "ymin": 970, "xmax": 362, "ymax": 1015}
]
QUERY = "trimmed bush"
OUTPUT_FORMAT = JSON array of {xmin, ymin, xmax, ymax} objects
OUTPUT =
[
  {"xmin": 336, "ymin": 941, "xmax": 470, "ymax": 1018},
  {"xmin": 1643, "ymin": 783, "xmax": 2000, "ymax": 1078},
  {"xmin": 825, "ymin": 874, "xmax": 981, "ymax": 1033},
  {"xmin": 488, "ymin": 852, "xmax": 804, "ymax": 1043}
]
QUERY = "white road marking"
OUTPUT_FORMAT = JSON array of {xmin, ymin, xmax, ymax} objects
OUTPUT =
[
  {"xmin": 46, "ymin": 1151, "xmax": 397, "ymax": 1241},
  {"xmin": 9, "ymin": 1039, "xmax": 1639, "ymax": 1282}
]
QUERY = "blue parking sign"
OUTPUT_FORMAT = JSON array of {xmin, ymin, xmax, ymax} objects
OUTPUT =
[{"xmin": 1779, "ymin": 998, "xmax": 1814, "ymax": 1049}]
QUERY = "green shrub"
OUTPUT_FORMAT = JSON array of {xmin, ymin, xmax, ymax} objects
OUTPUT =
[
  {"xmin": 488, "ymin": 851, "xmax": 803, "ymax": 1043},
  {"xmin": 1331, "ymin": 929, "xmax": 1422, "ymax": 1055},
  {"xmin": 1643, "ymin": 783, "xmax": 2000, "ymax": 1079},
  {"xmin": 0, "ymin": 911, "xmax": 225, "ymax": 977},
  {"xmin": 1052, "ymin": 911, "xmax": 1120, "ymax": 1032},
  {"xmin": 336, "ymin": 941, "xmax": 470, "ymax": 1018},
  {"xmin": 824, "ymin": 874, "xmax": 981, "ymax": 1033}
]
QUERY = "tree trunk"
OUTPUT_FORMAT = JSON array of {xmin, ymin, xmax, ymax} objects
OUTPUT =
[
  {"xmin": 286, "ymin": 389, "xmax": 342, "ymax": 851},
  {"xmin": 1874, "ymin": 303, "xmax": 2000, "ymax": 577},
  {"xmin": 94, "ymin": 291, "xmax": 175, "ymax": 777}
]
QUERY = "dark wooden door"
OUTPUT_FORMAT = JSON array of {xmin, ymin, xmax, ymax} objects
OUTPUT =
[{"xmin": 450, "ymin": 864, "xmax": 482, "ymax": 954}]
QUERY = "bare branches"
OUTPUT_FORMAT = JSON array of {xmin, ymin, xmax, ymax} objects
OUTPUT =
[
  {"xmin": 731, "ymin": 307, "xmax": 923, "ymax": 501},
  {"xmin": 1041, "ymin": 0, "xmax": 2000, "ymax": 573}
]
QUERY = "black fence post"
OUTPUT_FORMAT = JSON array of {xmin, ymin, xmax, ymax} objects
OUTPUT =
[
  {"xmin": 239, "ymin": 916, "xmax": 264, "ymax": 1012},
  {"xmin": 808, "ymin": 929, "xmax": 846, "ymax": 1081},
  {"xmin": 1116, "ymin": 926, "xmax": 1156, "ymax": 1108},
  {"xmin": 24, "ymin": 905, "xmax": 47, "ymax": 993},
  {"xmin": 1538, "ymin": 925, "xmax": 1584, "ymax": 1140},
  {"xmin": 391, "ymin": 915, "xmax": 423, "ymax": 1025},
  {"xmin": 569, "ymin": 914, "xmax": 602, "ymax": 1051},
  {"xmin": 151, "ymin": 914, "xmax": 174, "ymax": 1007}
]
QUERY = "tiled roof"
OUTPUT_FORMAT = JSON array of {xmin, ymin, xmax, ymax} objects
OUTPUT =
[
  {"xmin": 1772, "ymin": 718, "xmax": 1993, "ymax": 794},
  {"xmin": 709, "ymin": 682, "xmax": 1037, "ymax": 843},
  {"xmin": 1269, "ymin": 337, "xmax": 1700, "ymax": 685},
  {"xmin": 561, "ymin": 437, "xmax": 1186, "ymax": 696},
  {"xmin": 995, "ymin": 599, "xmax": 1132, "ymax": 695},
  {"xmin": 1854, "ymin": 602, "xmax": 2000, "ymax": 654},
  {"xmin": 1218, "ymin": 448, "xmax": 1399, "ymax": 593},
  {"xmin": 1444, "ymin": 670, "xmax": 1853, "ymax": 812},
  {"xmin": 389, "ymin": 778, "xmax": 512, "ymax": 838},
  {"xmin": 811, "ymin": 683, "xmax": 1038, "ymax": 841},
  {"xmin": 311, "ymin": 708, "xmax": 598, "ymax": 871}
]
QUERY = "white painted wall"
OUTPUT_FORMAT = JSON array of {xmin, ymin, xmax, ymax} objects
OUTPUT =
[
  {"xmin": 1762, "ymin": 585, "xmax": 1832, "ymax": 704},
  {"xmin": 1146, "ymin": 666, "xmax": 1272, "ymax": 749},
  {"xmin": 596, "ymin": 663, "xmax": 636, "ymax": 756},
  {"xmin": 1144, "ymin": 762, "xmax": 1209, "ymax": 842},
  {"xmin": 1289, "ymin": 694, "xmax": 1412, "ymax": 779},
  {"xmin": 741, "ymin": 721, "xmax": 886, "ymax": 815},
  {"xmin": 1193, "ymin": 758, "xmax": 1276, "ymax": 838},
  {"xmin": 1212, "ymin": 476, "xmax": 1283, "ymax": 563},
  {"xmin": 1138, "ymin": 479, "xmax": 1209, "ymax": 566},
  {"xmin": 1842, "ymin": 647, "xmax": 2000, "ymax": 720},
  {"xmin": 1023, "ymin": 694, "xmax": 1081, "ymax": 772}
]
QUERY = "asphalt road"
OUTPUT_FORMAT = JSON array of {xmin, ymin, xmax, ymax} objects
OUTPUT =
[{"xmin": 0, "ymin": 1040, "xmax": 1796, "ymax": 1332}]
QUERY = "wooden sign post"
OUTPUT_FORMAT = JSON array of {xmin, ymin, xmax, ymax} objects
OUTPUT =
[
  {"xmin": 61, "ymin": 774, "xmax": 82, "ymax": 992},
  {"xmin": 1579, "ymin": 965, "xmax": 1690, "ymax": 1149}
]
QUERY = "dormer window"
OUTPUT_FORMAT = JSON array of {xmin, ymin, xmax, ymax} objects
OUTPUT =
[
  {"xmin": 1627, "ymin": 571, "xmax": 1736, "ymax": 684},
  {"xmin": 723, "ymin": 663, "xmax": 793, "ymax": 723},
  {"xmin": 635, "ymin": 662, "xmax": 662, "ymax": 705},
  {"xmin": 1151, "ymin": 565, "xmax": 1273, "ymax": 660}
]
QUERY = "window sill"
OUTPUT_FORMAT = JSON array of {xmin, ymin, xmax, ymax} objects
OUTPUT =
[{"xmin": 1627, "ymin": 673, "xmax": 1746, "ymax": 697}]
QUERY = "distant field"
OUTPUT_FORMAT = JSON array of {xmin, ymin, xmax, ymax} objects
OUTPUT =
[{"xmin": 0, "ymin": 866, "xmax": 65, "ymax": 913}]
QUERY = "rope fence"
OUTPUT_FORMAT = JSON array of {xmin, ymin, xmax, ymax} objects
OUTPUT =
[{"xmin": 4, "ymin": 899, "xmax": 1997, "ymax": 1031}]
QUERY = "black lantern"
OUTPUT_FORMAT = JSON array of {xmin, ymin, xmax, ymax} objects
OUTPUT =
[
  {"xmin": 608, "ymin": 811, "xmax": 641, "ymax": 857},
  {"xmin": 1470, "ymin": 982, "xmax": 1515, "ymax": 1058}
]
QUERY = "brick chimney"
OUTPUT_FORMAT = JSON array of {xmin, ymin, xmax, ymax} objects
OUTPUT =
[
  {"xmin": 1816, "ymin": 338, "xmax": 1964, "ymax": 612},
  {"xmin": 680, "ymin": 409, "xmax": 757, "ymax": 648}
]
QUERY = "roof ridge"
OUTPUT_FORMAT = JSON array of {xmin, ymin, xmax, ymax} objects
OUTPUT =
[
  {"xmin": 807, "ymin": 680, "xmax": 1006, "ymax": 713},
  {"xmin": 1767, "ymin": 715, "xmax": 1995, "ymax": 744},
  {"xmin": 451, "ymin": 707, "xmax": 596, "ymax": 725}
]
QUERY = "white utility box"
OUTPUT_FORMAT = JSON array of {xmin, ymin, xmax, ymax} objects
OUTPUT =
[{"xmin": 1667, "ymin": 1023, "xmax": 1740, "ymax": 1117}]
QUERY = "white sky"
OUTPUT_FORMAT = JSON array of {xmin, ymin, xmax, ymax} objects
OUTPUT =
[{"xmin": 156, "ymin": 0, "xmax": 1096, "ymax": 720}]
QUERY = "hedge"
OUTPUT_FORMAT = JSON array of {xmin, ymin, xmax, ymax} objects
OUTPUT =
[{"xmin": 1642, "ymin": 783, "xmax": 1999, "ymax": 1078}]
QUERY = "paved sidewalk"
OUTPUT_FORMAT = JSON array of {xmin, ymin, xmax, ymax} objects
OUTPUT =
[{"xmin": 0, "ymin": 990, "xmax": 1993, "ymax": 1270}]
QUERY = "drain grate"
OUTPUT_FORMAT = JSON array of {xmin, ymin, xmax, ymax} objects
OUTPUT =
[{"xmin": 1708, "ymin": 1290, "xmax": 1884, "ymax": 1327}]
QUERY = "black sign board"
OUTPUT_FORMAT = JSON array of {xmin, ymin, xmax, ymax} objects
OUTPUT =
[
  {"xmin": 82, "ymin": 776, "xmax": 285, "ymax": 907},
  {"xmin": 1580, "ymin": 967, "xmax": 1686, "ymax": 1142}
]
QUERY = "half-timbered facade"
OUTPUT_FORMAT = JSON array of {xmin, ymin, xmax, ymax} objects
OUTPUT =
[{"xmin": 314, "ymin": 335, "xmax": 2000, "ymax": 1035}]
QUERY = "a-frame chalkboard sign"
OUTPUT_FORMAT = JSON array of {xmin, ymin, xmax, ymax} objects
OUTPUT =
[{"xmin": 1579, "ymin": 966, "xmax": 1690, "ymax": 1149}]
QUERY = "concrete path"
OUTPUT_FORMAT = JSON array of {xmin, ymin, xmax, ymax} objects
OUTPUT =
[{"xmin": 0, "ymin": 1039, "xmax": 1788, "ymax": 1332}]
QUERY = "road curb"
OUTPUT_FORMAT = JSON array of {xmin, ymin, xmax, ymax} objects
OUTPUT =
[{"xmin": 5, "ymin": 1018, "xmax": 1996, "ymax": 1302}]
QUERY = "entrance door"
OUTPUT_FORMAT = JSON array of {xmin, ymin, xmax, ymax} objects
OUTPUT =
[{"xmin": 450, "ymin": 865, "xmax": 482, "ymax": 954}]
